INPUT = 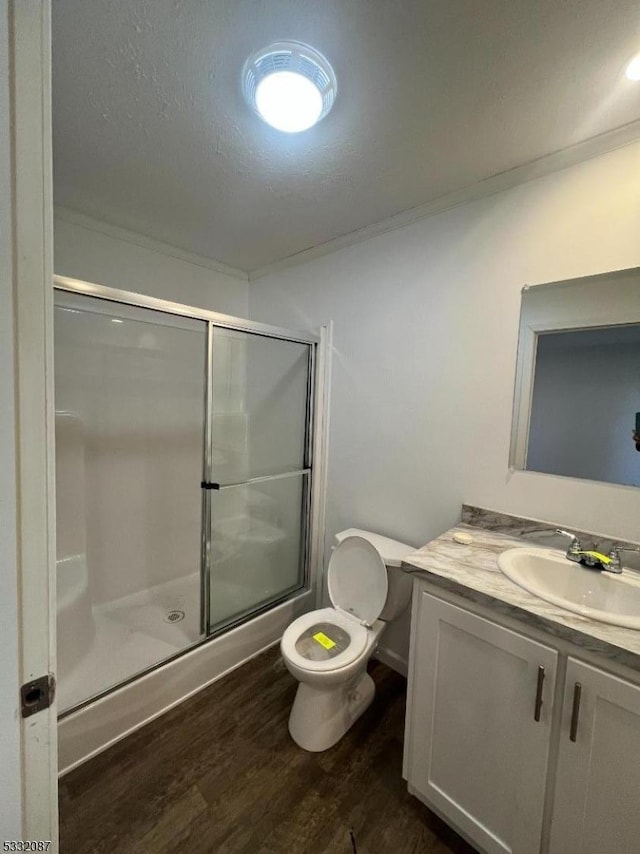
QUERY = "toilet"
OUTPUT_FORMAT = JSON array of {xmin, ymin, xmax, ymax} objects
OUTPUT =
[{"xmin": 280, "ymin": 527, "xmax": 414, "ymax": 752}]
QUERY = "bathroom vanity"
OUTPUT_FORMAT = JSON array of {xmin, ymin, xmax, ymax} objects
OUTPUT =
[{"xmin": 402, "ymin": 509, "xmax": 640, "ymax": 854}]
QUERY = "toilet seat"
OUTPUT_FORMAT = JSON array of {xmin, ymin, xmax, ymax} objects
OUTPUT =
[
  {"xmin": 282, "ymin": 535, "xmax": 389, "ymax": 674},
  {"xmin": 281, "ymin": 607, "xmax": 371, "ymax": 673}
]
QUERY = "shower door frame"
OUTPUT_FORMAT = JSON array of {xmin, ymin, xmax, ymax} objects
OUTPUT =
[
  {"xmin": 200, "ymin": 321, "xmax": 317, "ymax": 638},
  {"xmin": 54, "ymin": 274, "xmax": 327, "ymax": 710}
]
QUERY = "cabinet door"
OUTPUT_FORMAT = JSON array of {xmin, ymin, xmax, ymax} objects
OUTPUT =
[
  {"xmin": 406, "ymin": 592, "xmax": 557, "ymax": 854},
  {"xmin": 549, "ymin": 658, "xmax": 640, "ymax": 854}
]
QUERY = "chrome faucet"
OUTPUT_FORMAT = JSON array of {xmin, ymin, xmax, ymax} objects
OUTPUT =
[
  {"xmin": 606, "ymin": 546, "xmax": 640, "ymax": 575},
  {"xmin": 555, "ymin": 529, "xmax": 622, "ymax": 573},
  {"xmin": 555, "ymin": 529, "xmax": 584, "ymax": 563}
]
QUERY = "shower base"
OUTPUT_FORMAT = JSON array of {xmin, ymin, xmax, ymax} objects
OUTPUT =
[
  {"xmin": 58, "ymin": 567, "xmax": 298, "ymax": 713},
  {"xmin": 58, "ymin": 571, "xmax": 202, "ymax": 713}
]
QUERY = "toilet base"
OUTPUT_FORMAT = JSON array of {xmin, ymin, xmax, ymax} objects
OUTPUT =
[{"xmin": 288, "ymin": 670, "xmax": 375, "ymax": 752}]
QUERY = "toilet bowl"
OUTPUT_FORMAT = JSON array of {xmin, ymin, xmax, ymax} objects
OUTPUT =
[{"xmin": 280, "ymin": 528, "xmax": 414, "ymax": 752}]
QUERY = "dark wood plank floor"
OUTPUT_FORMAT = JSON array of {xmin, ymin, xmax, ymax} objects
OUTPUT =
[{"xmin": 59, "ymin": 647, "xmax": 476, "ymax": 854}]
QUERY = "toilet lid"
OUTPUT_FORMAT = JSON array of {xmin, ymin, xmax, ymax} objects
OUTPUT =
[{"xmin": 327, "ymin": 535, "xmax": 388, "ymax": 625}]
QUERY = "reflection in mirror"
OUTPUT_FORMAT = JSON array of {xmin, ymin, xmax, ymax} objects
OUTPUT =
[
  {"xmin": 510, "ymin": 267, "xmax": 640, "ymax": 488},
  {"xmin": 528, "ymin": 325, "xmax": 640, "ymax": 486}
]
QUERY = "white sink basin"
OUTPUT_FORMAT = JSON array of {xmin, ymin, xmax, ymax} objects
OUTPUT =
[{"xmin": 497, "ymin": 547, "xmax": 640, "ymax": 629}]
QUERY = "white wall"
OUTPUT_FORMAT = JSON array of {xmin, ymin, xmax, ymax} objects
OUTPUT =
[
  {"xmin": 0, "ymin": 0, "xmax": 23, "ymax": 834},
  {"xmin": 250, "ymin": 139, "xmax": 640, "ymax": 668},
  {"xmin": 54, "ymin": 210, "xmax": 249, "ymax": 316}
]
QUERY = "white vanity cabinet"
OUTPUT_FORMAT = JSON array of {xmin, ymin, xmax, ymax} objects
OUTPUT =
[
  {"xmin": 405, "ymin": 587, "xmax": 640, "ymax": 854},
  {"xmin": 404, "ymin": 591, "xmax": 558, "ymax": 854},
  {"xmin": 549, "ymin": 658, "xmax": 640, "ymax": 854}
]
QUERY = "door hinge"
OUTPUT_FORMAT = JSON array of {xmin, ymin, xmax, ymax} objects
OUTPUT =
[{"xmin": 21, "ymin": 673, "xmax": 55, "ymax": 718}]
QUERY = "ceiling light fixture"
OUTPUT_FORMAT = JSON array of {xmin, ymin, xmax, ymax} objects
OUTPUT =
[
  {"xmin": 625, "ymin": 52, "xmax": 640, "ymax": 81},
  {"xmin": 242, "ymin": 41, "xmax": 337, "ymax": 133}
]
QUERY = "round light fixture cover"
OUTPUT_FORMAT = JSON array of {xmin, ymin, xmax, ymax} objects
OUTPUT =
[
  {"xmin": 626, "ymin": 52, "xmax": 640, "ymax": 81},
  {"xmin": 242, "ymin": 41, "xmax": 337, "ymax": 132}
]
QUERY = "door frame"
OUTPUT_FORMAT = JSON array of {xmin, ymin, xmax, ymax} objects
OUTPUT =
[{"xmin": 3, "ymin": 0, "xmax": 58, "ymax": 842}]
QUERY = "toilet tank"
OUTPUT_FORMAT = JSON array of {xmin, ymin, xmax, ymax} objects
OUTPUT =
[{"xmin": 334, "ymin": 528, "xmax": 415, "ymax": 621}]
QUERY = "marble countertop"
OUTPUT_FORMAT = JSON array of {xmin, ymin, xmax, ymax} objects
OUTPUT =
[{"xmin": 403, "ymin": 523, "xmax": 640, "ymax": 673}]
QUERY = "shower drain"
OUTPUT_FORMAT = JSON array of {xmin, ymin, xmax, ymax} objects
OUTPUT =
[{"xmin": 164, "ymin": 609, "xmax": 185, "ymax": 624}]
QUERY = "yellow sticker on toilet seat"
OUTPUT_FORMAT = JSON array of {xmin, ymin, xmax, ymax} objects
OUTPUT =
[{"xmin": 313, "ymin": 631, "xmax": 336, "ymax": 650}]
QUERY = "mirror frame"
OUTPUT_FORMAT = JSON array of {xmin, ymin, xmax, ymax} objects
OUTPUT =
[{"xmin": 509, "ymin": 266, "xmax": 640, "ymax": 478}]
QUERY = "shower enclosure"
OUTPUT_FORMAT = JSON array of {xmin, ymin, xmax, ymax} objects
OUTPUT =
[{"xmin": 54, "ymin": 277, "xmax": 319, "ymax": 716}]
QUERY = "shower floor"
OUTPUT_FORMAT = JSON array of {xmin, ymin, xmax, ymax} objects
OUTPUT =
[
  {"xmin": 58, "ymin": 572, "xmax": 202, "ymax": 713},
  {"xmin": 58, "ymin": 568, "xmax": 287, "ymax": 713}
]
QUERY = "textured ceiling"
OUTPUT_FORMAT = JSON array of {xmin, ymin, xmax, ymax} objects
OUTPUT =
[{"xmin": 52, "ymin": 0, "xmax": 640, "ymax": 274}]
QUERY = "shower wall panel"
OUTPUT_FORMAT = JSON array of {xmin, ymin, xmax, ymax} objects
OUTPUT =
[
  {"xmin": 55, "ymin": 295, "xmax": 206, "ymax": 603},
  {"xmin": 55, "ymin": 291, "xmax": 207, "ymax": 710}
]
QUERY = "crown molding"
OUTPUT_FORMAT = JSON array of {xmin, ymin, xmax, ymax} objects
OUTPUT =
[
  {"xmin": 54, "ymin": 206, "xmax": 249, "ymax": 282},
  {"xmin": 248, "ymin": 118, "xmax": 640, "ymax": 282}
]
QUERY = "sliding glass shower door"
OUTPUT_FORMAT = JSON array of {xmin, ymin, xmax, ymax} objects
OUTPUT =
[
  {"xmin": 205, "ymin": 328, "xmax": 313, "ymax": 631},
  {"xmin": 54, "ymin": 290, "xmax": 207, "ymax": 712},
  {"xmin": 54, "ymin": 280, "xmax": 317, "ymax": 714}
]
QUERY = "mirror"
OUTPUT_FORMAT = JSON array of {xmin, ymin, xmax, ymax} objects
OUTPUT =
[{"xmin": 510, "ymin": 267, "xmax": 640, "ymax": 488}]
